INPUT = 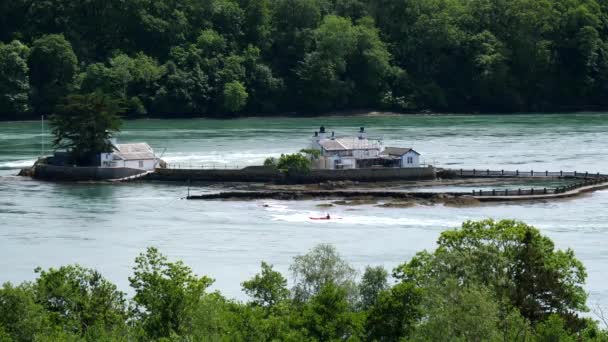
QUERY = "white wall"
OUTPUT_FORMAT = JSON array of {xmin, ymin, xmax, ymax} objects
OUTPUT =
[
  {"xmin": 401, "ymin": 151, "xmax": 420, "ymax": 168},
  {"xmin": 124, "ymin": 159, "xmax": 157, "ymax": 171},
  {"xmin": 100, "ymin": 153, "xmax": 114, "ymax": 167},
  {"xmin": 99, "ymin": 153, "xmax": 157, "ymax": 170},
  {"xmin": 339, "ymin": 157, "xmax": 356, "ymax": 169},
  {"xmin": 352, "ymin": 149, "xmax": 380, "ymax": 159}
]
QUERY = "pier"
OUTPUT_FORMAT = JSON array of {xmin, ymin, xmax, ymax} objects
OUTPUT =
[{"xmin": 184, "ymin": 168, "xmax": 608, "ymax": 203}]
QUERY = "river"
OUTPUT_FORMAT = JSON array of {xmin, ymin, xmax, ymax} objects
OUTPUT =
[{"xmin": 1, "ymin": 113, "xmax": 608, "ymax": 310}]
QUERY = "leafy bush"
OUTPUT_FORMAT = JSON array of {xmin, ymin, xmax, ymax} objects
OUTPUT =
[{"xmin": 276, "ymin": 153, "xmax": 311, "ymax": 174}]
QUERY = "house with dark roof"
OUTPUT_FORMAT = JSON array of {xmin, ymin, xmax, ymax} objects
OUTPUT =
[
  {"xmin": 380, "ymin": 147, "xmax": 421, "ymax": 168},
  {"xmin": 310, "ymin": 127, "xmax": 422, "ymax": 169}
]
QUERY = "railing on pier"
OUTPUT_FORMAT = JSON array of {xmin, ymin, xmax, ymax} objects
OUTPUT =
[
  {"xmin": 165, "ymin": 163, "xmax": 241, "ymax": 170},
  {"xmin": 471, "ymin": 176, "xmax": 608, "ymax": 197},
  {"xmin": 448, "ymin": 168, "xmax": 608, "ymax": 179}
]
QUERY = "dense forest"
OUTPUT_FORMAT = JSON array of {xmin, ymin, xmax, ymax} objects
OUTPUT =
[
  {"xmin": 1, "ymin": 220, "xmax": 608, "ymax": 341},
  {"xmin": 1, "ymin": 0, "xmax": 608, "ymax": 120}
]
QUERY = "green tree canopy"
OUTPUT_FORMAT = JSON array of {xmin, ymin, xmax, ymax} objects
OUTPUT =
[
  {"xmin": 289, "ymin": 243, "xmax": 358, "ymax": 303},
  {"xmin": 32, "ymin": 265, "xmax": 127, "ymax": 336},
  {"xmin": 242, "ymin": 262, "xmax": 290, "ymax": 308},
  {"xmin": 276, "ymin": 153, "xmax": 312, "ymax": 174},
  {"xmin": 28, "ymin": 34, "xmax": 78, "ymax": 114},
  {"xmin": 129, "ymin": 247, "xmax": 214, "ymax": 339},
  {"xmin": 50, "ymin": 92, "xmax": 123, "ymax": 165},
  {"xmin": 394, "ymin": 219, "xmax": 588, "ymax": 327},
  {"xmin": 0, "ymin": 41, "xmax": 30, "ymax": 117},
  {"xmin": 222, "ymin": 80, "xmax": 248, "ymax": 113}
]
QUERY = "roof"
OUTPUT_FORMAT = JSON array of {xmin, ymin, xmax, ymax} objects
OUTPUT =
[
  {"xmin": 380, "ymin": 147, "xmax": 420, "ymax": 156},
  {"xmin": 319, "ymin": 137, "xmax": 381, "ymax": 151},
  {"xmin": 113, "ymin": 143, "xmax": 156, "ymax": 160}
]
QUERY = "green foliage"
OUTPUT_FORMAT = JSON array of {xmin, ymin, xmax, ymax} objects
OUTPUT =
[
  {"xmin": 365, "ymin": 281, "xmax": 424, "ymax": 341},
  {"xmin": 242, "ymin": 262, "xmax": 290, "ymax": 308},
  {"xmin": 129, "ymin": 247, "xmax": 214, "ymax": 339},
  {"xmin": 534, "ymin": 314, "xmax": 576, "ymax": 342},
  {"xmin": 0, "ymin": 283, "xmax": 50, "ymax": 341},
  {"xmin": 395, "ymin": 219, "xmax": 588, "ymax": 327},
  {"xmin": 358, "ymin": 266, "xmax": 388, "ymax": 310},
  {"xmin": 32, "ymin": 265, "xmax": 127, "ymax": 336},
  {"xmin": 301, "ymin": 282, "xmax": 365, "ymax": 341},
  {"xmin": 50, "ymin": 92, "xmax": 123, "ymax": 165},
  {"xmin": 299, "ymin": 148, "xmax": 321, "ymax": 159},
  {"xmin": 0, "ymin": 221, "xmax": 606, "ymax": 341},
  {"xmin": 0, "ymin": 41, "xmax": 30, "ymax": 117},
  {"xmin": 3, "ymin": 0, "xmax": 608, "ymax": 119},
  {"xmin": 410, "ymin": 279, "xmax": 503, "ymax": 341},
  {"xmin": 289, "ymin": 243, "xmax": 358, "ymax": 303},
  {"xmin": 263, "ymin": 157, "xmax": 278, "ymax": 168},
  {"xmin": 276, "ymin": 153, "xmax": 312, "ymax": 174},
  {"xmin": 28, "ymin": 34, "xmax": 78, "ymax": 114},
  {"xmin": 222, "ymin": 80, "xmax": 248, "ymax": 113}
]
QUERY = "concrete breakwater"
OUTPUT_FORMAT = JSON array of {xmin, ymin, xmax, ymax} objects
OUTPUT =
[
  {"xmin": 187, "ymin": 179, "xmax": 608, "ymax": 203},
  {"xmin": 144, "ymin": 166, "xmax": 437, "ymax": 183},
  {"xmin": 27, "ymin": 163, "xmax": 147, "ymax": 181}
]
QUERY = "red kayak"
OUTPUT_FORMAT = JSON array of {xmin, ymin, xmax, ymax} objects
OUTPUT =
[{"xmin": 309, "ymin": 217, "xmax": 342, "ymax": 220}]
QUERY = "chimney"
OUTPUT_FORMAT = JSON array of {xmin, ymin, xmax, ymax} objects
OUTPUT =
[
  {"xmin": 317, "ymin": 126, "xmax": 328, "ymax": 140},
  {"xmin": 358, "ymin": 127, "xmax": 367, "ymax": 139}
]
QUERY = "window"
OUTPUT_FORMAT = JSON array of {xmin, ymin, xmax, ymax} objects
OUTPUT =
[
  {"xmin": 139, "ymin": 160, "xmax": 144, "ymax": 168},
  {"xmin": 407, "ymin": 157, "xmax": 413, "ymax": 164}
]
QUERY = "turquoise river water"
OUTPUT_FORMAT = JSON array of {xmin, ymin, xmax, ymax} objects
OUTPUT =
[{"xmin": 1, "ymin": 113, "xmax": 608, "ymax": 309}]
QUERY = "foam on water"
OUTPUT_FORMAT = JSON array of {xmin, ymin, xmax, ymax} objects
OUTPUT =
[{"xmin": 0, "ymin": 159, "xmax": 36, "ymax": 170}]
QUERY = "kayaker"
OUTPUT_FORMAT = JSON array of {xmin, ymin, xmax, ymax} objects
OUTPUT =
[{"xmin": 326, "ymin": 213, "xmax": 330, "ymax": 219}]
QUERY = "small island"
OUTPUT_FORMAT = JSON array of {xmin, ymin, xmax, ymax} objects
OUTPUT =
[{"xmin": 21, "ymin": 110, "xmax": 608, "ymax": 205}]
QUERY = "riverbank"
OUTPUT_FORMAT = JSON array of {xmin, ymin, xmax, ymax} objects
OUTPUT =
[{"xmin": 4, "ymin": 109, "xmax": 608, "ymax": 122}]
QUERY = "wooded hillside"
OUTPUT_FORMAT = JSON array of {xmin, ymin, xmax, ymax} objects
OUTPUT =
[{"xmin": 1, "ymin": 0, "xmax": 607, "ymax": 119}]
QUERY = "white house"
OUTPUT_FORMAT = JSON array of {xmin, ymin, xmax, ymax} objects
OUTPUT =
[
  {"xmin": 100, "ymin": 143, "xmax": 159, "ymax": 171},
  {"xmin": 312, "ymin": 127, "xmax": 383, "ymax": 169},
  {"xmin": 310, "ymin": 126, "xmax": 422, "ymax": 169},
  {"xmin": 379, "ymin": 147, "xmax": 421, "ymax": 168}
]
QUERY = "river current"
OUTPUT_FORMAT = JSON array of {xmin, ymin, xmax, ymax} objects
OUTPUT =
[{"xmin": 1, "ymin": 114, "xmax": 608, "ymax": 309}]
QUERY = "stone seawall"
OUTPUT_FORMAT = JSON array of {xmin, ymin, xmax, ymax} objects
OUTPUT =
[
  {"xmin": 146, "ymin": 166, "xmax": 284, "ymax": 182},
  {"xmin": 144, "ymin": 166, "xmax": 436, "ymax": 183},
  {"xmin": 33, "ymin": 164, "xmax": 146, "ymax": 181}
]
